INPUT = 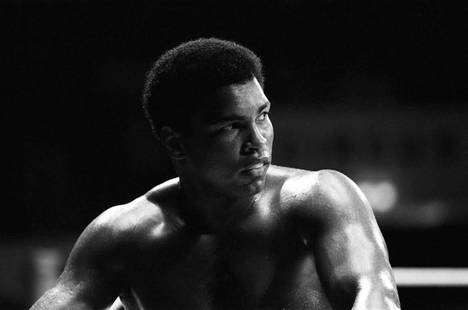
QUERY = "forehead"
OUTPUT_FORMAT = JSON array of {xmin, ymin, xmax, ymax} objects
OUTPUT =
[{"xmin": 198, "ymin": 77, "xmax": 269, "ymax": 123}]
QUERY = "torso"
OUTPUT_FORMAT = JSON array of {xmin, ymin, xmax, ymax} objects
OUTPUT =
[{"xmin": 114, "ymin": 166, "xmax": 333, "ymax": 310}]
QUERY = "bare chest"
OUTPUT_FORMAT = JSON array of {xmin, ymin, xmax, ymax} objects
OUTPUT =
[{"xmin": 121, "ymin": 229, "xmax": 332, "ymax": 310}]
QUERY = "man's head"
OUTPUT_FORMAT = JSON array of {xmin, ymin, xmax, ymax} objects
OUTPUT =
[
  {"xmin": 142, "ymin": 37, "xmax": 265, "ymax": 137},
  {"xmin": 142, "ymin": 38, "xmax": 273, "ymax": 198}
]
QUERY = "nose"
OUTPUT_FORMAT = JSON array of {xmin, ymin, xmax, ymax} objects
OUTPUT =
[{"xmin": 242, "ymin": 123, "xmax": 268, "ymax": 155}]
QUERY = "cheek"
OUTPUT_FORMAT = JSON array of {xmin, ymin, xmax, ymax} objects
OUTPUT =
[
  {"xmin": 192, "ymin": 139, "xmax": 241, "ymax": 165},
  {"xmin": 266, "ymin": 122, "xmax": 274, "ymax": 146}
]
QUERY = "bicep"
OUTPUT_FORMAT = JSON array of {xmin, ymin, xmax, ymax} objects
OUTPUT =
[
  {"xmin": 313, "ymin": 215, "xmax": 389, "ymax": 291},
  {"xmin": 314, "ymin": 178, "xmax": 390, "ymax": 283},
  {"xmin": 313, "ymin": 216, "xmax": 400, "ymax": 309},
  {"xmin": 29, "ymin": 282, "xmax": 91, "ymax": 310},
  {"xmin": 30, "ymin": 214, "xmax": 124, "ymax": 309},
  {"xmin": 30, "ymin": 264, "xmax": 118, "ymax": 310},
  {"xmin": 301, "ymin": 170, "xmax": 399, "ymax": 308}
]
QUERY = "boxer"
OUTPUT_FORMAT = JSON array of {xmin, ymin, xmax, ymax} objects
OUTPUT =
[{"xmin": 31, "ymin": 38, "xmax": 400, "ymax": 310}]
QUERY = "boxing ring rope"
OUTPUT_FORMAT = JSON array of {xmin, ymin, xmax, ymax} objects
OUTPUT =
[{"xmin": 394, "ymin": 268, "xmax": 468, "ymax": 286}]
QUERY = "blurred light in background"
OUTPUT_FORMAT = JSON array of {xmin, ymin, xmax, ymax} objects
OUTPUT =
[
  {"xmin": 31, "ymin": 248, "xmax": 62, "ymax": 302},
  {"xmin": 358, "ymin": 180, "xmax": 398, "ymax": 213},
  {"xmin": 0, "ymin": 241, "xmax": 69, "ymax": 308}
]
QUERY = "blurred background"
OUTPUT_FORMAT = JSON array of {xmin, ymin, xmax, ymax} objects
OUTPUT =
[{"xmin": 4, "ymin": 0, "xmax": 468, "ymax": 309}]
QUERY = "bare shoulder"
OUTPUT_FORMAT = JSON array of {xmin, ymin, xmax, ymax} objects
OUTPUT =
[
  {"xmin": 315, "ymin": 169, "xmax": 369, "ymax": 208},
  {"xmin": 268, "ymin": 165, "xmax": 318, "ymax": 205},
  {"xmin": 29, "ymin": 178, "xmax": 182, "ymax": 309},
  {"xmin": 269, "ymin": 165, "xmax": 318, "ymax": 192},
  {"xmin": 100, "ymin": 178, "xmax": 181, "ymax": 240},
  {"xmin": 272, "ymin": 167, "xmax": 371, "ymax": 222},
  {"xmin": 73, "ymin": 178, "xmax": 181, "ymax": 257},
  {"xmin": 313, "ymin": 169, "xmax": 373, "ymax": 218}
]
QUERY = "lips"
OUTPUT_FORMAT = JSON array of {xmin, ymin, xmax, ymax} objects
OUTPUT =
[
  {"xmin": 245, "ymin": 162, "xmax": 265, "ymax": 170},
  {"xmin": 241, "ymin": 157, "xmax": 270, "ymax": 172}
]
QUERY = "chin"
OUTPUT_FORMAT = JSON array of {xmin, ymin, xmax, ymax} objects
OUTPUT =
[{"xmin": 241, "ymin": 177, "xmax": 266, "ymax": 196}]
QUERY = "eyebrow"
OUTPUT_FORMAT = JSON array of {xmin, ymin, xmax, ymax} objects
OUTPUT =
[{"xmin": 209, "ymin": 101, "xmax": 271, "ymax": 125}]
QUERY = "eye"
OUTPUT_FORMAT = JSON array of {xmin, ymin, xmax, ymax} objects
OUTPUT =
[
  {"xmin": 218, "ymin": 122, "xmax": 239, "ymax": 133},
  {"xmin": 222, "ymin": 124, "xmax": 234, "ymax": 131},
  {"xmin": 257, "ymin": 111, "xmax": 269, "ymax": 122}
]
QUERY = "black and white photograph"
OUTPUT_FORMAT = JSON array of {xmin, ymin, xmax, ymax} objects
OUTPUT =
[{"xmin": 4, "ymin": 0, "xmax": 468, "ymax": 309}]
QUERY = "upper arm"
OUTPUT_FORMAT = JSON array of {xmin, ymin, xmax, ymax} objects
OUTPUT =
[
  {"xmin": 30, "ymin": 206, "xmax": 128, "ymax": 310},
  {"xmin": 295, "ymin": 170, "xmax": 400, "ymax": 309}
]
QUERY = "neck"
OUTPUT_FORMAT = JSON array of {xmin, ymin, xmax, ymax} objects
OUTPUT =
[{"xmin": 176, "ymin": 176, "xmax": 261, "ymax": 233}]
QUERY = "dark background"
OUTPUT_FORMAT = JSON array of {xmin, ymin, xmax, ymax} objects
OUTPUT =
[{"xmin": 4, "ymin": 0, "xmax": 468, "ymax": 308}]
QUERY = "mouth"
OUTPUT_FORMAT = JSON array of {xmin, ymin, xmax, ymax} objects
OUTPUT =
[
  {"xmin": 245, "ymin": 162, "xmax": 266, "ymax": 170},
  {"xmin": 241, "ymin": 157, "xmax": 271, "ymax": 173}
]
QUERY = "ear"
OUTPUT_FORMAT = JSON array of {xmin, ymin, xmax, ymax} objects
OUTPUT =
[{"xmin": 159, "ymin": 126, "xmax": 186, "ymax": 160}]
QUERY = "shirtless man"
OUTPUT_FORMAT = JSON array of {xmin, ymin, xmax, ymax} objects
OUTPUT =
[{"xmin": 30, "ymin": 38, "xmax": 400, "ymax": 310}]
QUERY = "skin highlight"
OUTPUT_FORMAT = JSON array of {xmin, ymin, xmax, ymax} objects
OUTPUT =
[{"xmin": 30, "ymin": 77, "xmax": 400, "ymax": 310}]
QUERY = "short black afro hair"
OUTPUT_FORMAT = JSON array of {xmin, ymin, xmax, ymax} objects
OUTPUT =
[{"xmin": 142, "ymin": 37, "xmax": 264, "ymax": 138}]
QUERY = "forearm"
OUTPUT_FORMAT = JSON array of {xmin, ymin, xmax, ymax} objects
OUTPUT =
[
  {"xmin": 351, "ymin": 276, "xmax": 400, "ymax": 310},
  {"xmin": 30, "ymin": 287, "xmax": 89, "ymax": 310}
]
